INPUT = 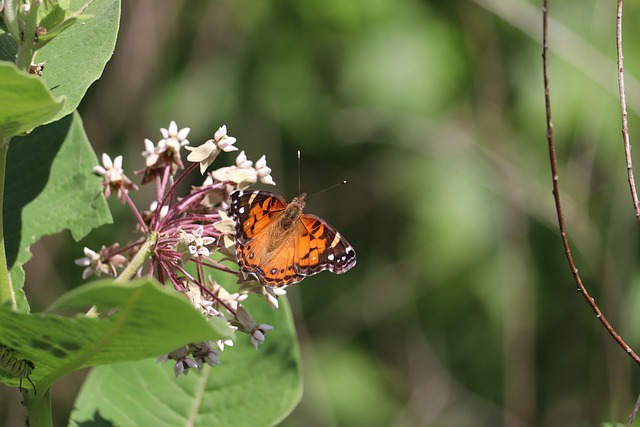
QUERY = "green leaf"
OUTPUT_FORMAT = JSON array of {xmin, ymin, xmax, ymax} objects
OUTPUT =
[
  {"xmin": 69, "ymin": 296, "xmax": 302, "ymax": 427},
  {"xmin": 38, "ymin": 3, "xmax": 67, "ymax": 29},
  {"xmin": 0, "ymin": 278, "xmax": 233, "ymax": 393},
  {"xmin": 36, "ymin": 0, "xmax": 120, "ymax": 121},
  {"xmin": 3, "ymin": 0, "xmax": 21, "ymax": 42},
  {"xmin": 0, "ymin": 0, "xmax": 121, "ymax": 122},
  {"xmin": 4, "ymin": 112, "xmax": 112, "ymax": 312},
  {"xmin": 36, "ymin": 1, "xmax": 96, "ymax": 49},
  {"xmin": 0, "ymin": 0, "xmax": 120, "ymax": 124},
  {"xmin": 0, "ymin": 62, "xmax": 65, "ymax": 139}
]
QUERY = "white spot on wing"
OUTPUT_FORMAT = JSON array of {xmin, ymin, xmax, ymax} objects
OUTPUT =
[
  {"xmin": 328, "ymin": 254, "xmax": 335, "ymax": 261},
  {"xmin": 248, "ymin": 192, "xmax": 258, "ymax": 205},
  {"xmin": 330, "ymin": 233, "xmax": 341, "ymax": 249}
]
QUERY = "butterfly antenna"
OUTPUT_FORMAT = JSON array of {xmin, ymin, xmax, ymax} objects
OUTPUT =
[
  {"xmin": 307, "ymin": 180, "xmax": 347, "ymax": 200},
  {"xmin": 297, "ymin": 150, "xmax": 302, "ymax": 195}
]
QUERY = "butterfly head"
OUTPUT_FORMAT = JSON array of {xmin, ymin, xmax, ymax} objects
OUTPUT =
[
  {"xmin": 281, "ymin": 193, "xmax": 306, "ymax": 230},
  {"xmin": 291, "ymin": 193, "xmax": 307, "ymax": 207}
]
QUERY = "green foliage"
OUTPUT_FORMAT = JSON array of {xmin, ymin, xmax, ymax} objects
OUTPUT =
[
  {"xmin": 0, "ymin": 279, "xmax": 232, "ymax": 392},
  {"xmin": 8, "ymin": 0, "xmax": 640, "ymax": 426},
  {"xmin": 36, "ymin": 0, "xmax": 120, "ymax": 121},
  {"xmin": 0, "ymin": 0, "xmax": 119, "ymax": 122},
  {"xmin": 0, "ymin": 62, "xmax": 65, "ymax": 139},
  {"xmin": 69, "ymin": 297, "xmax": 301, "ymax": 427},
  {"xmin": 5, "ymin": 112, "xmax": 111, "ymax": 312},
  {"xmin": 36, "ymin": 2, "xmax": 96, "ymax": 49},
  {"xmin": 0, "ymin": 1, "xmax": 302, "ymax": 426}
]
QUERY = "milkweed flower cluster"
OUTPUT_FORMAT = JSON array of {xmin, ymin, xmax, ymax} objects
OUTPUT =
[{"xmin": 77, "ymin": 121, "xmax": 280, "ymax": 376}]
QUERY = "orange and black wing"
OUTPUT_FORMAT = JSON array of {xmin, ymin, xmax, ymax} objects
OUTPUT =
[
  {"xmin": 228, "ymin": 190, "xmax": 287, "ymax": 243},
  {"xmin": 229, "ymin": 190, "xmax": 305, "ymax": 286},
  {"xmin": 243, "ymin": 232, "xmax": 305, "ymax": 287},
  {"xmin": 294, "ymin": 214, "xmax": 357, "ymax": 277}
]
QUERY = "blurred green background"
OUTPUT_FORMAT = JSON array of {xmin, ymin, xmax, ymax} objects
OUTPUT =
[{"xmin": 6, "ymin": 0, "xmax": 640, "ymax": 425}]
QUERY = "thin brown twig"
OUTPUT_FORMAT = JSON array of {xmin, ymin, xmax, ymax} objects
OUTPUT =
[
  {"xmin": 617, "ymin": 1, "xmax": 640, "ymax": 423},
  {"xmin": 542, "ymin": 0, "xmax": 640, "ymax": 365},
  {"xmin": 616, "ymin": 0, "xmax": 640, "ymax": 223}
]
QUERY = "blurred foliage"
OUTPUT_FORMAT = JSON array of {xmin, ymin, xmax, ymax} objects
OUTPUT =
[{"xmin": 5, "ymin": 0, "xmax": 640, "ymax": 426}]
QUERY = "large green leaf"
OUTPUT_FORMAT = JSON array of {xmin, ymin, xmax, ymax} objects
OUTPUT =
[
  {"xmin": 69, "ymin": 296, "xmax": 302, "ymax": 427},
  {"xmin": 0, "ymin": 62, "xmax": 65, "ymax": 139},
  {"xmin": 4, "ymin": 112, "xmax": 112, "ymax": 311},
  {"xmin": 0, "ymin": 279, "xmax": 233, "ymax": 393},
  {"xmin": 37, "ymin": 0, "xmax": 120, "ymax": 121},
  {"xmin": 0, "ymin": 0, "xmax": 120, "ymax": 123}
]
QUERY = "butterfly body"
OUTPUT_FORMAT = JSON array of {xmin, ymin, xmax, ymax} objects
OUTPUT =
[{"xmin": 228, "ymin": 190, "xmax": 356, "ymax": 287}]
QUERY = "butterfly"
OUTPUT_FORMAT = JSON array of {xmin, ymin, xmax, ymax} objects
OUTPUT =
[{"xmin": 228, "ymin": 190, "xmax": 356, "ymax": 287}]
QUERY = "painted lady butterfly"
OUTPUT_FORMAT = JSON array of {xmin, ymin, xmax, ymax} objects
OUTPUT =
[{"xmin": 228, "ymin": 190, "xmax": 356, "ymax": 287}]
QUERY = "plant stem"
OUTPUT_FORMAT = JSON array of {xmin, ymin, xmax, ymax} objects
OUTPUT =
[
  {"xmin": 24, "ymin": 388, "xmax": 53, "ymax": 427},
  {"xmin": 115, "ymin": 232, "xmax": 158, "ymax": 283},
  {"xmin": 542, "ymin": 0, "xmax": 640, "ymax": 365},
  {"xmin": 15, "ymin": 0, "xmax": 41, "ymax": 71},
  {"xmin": 0, "ymin": 139, "xmax": 15, "ymax": 309}
]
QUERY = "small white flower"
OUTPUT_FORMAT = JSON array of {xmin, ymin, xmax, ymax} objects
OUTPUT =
[
  {"xmin": 186, "ymin": 125, "xmax": 237, "ymax": 174},
  {"xmin": 185, "ymin": 358, "xmax": 200, "ymax": 370},
  {"xmin": 160, "ymin": 121, "xmax": 191, "ymax": 148},
  {"xmin": 231, "ymin": 306, "xmax": 274, "ymax": 350},
  {"xmin": 185, "ymin": 283, "xmax": 219, "ymax": 317},
  {"xmin": 215, "ymin": 338, "xmax": 235, "ymax": 352},
  {"xmin": 174, "ymin": 362, "xmax": 186, "ymax": 377},
  {"xmin": 93, "ymin": 153, "xmax": 138, "ymax": 201},
  {"xmin": 251, "ymin": 330, "xmax": 265, "ymax": 349},
  {"xmin": 265, "ymin": 287, "xmax": 287, "ymax": 309},
  {"xmin": 186, "ymin": 140, "xmax": 219, "ymax": 174},
  {"xmin": 74, "ymin": 247, "xmax": 101, "ymax": 279},
  {"xmin": 209, "ymin": 283, "xmax": 245, "ymax": 313},
  {"xmin": 138, "ymin": 122, "xmax": 190, "ymax": 179},
  {"xmin": 213, "ymin": 125, "xmax": 238, "ymax": 152},
  {"xmin": 251, "ymin": 324, "xmax": 274, "ymax": 350},
  {"xmin": 142, "ymin": 139, "xmax": 159, "ymax": 167},
  {"xmin": 255, "ymin": 155, "xmax": 276, "ymax": 185},
  {"xmin": 209, "ymin": 166, "xmax": 257, "ymax": 188},
  {"xmin": 213, "ymin": 210, "xmax": 235, "ymax": 235},
  {"xmin": 183, "ymin": 226, "xmax": 215, "ymax": 258},
  {"xmin": 150, "ymin": 201, "xmax": 169, "ymax": 219},
  {"xmin": 94, "ymin": 153, "xmax": 124, "ymax": 183},
  {"xmin": 75, "ymin": 247, "xmax": 98, "ymax": 267},
  {"xmin": 74, "ymin": 245, "xmax": 126, "ymax": 279},
  {"xmin": 235, "ymin": 150, "xmax": 253, "ymax": 169},
  {"xmin": 162, "ymin": 342, "xmax": 222, "ymax": 377}
]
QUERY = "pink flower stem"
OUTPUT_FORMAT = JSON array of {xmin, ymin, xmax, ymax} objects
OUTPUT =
[{"xmin": 122, "ymin": 191, "xmax": 148, "ymax": 234}]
